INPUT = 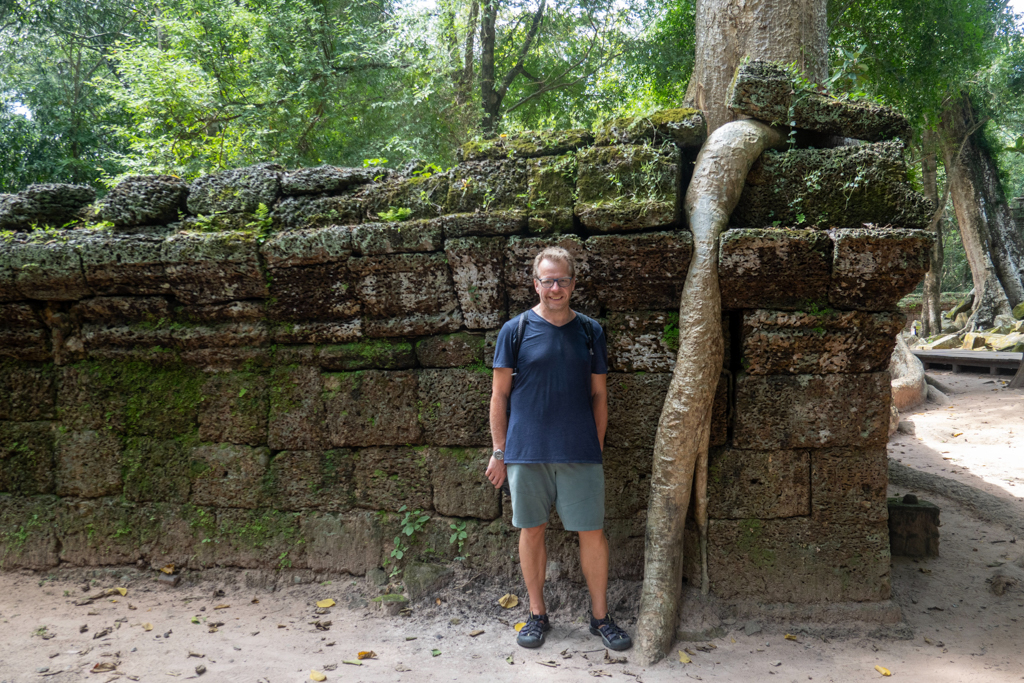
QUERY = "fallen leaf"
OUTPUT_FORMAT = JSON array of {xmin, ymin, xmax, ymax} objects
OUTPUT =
[
  {"xmin": 678, "ymin": 651, "xmax": 691, "ymax": 664},
  {"xmin": 312, "ymin": 620, "xmax": 332, "ymax": 631},
  {"xmin": 251, "ymin": 598, "xmax": 259, "ymax": 604},
  {"xmin": 469, "ymin": 630, "xmax": 485, "ymax": 637},
  {"xmin": 161, "ymin": 564, "xmax": 175, "ymax": 575},
  {"xmin": 395, "ymin": 663, "xmax": 411, "ymax": 672},
  {"xmin": 431, "ymin": 649, "xmax": 441, "ymax": 657},
  {"xmin": 952, "ymin": 432, "xmax": 963, "ymax": 437},
  {"xmin": 538, "ymin": 661, "xmax": 559, "ymax": 667},
  {"xmin": 93, "ymin": 628, "xmax": 112, "ymax": 640},
  {"xmin": 342, "ymin": 660, "xmax": 362, "ymax": 666},
  {"xmin": 142, "ymin": 623, "xmax": 153, "ymax": 632},
  {"xmin": 435, "ymin": 598, "xmax": 442, "ymax": 605},
  {"xmin": 91, "ymin": 662, "xmax": 118, "ymax": 673},
  {"xmin": 506, "ymin": 655, "xmax": 514, "ymax": 665},
  {"xmin": 590, "ymin": 670, "xmax": 612, "ymax": 678},
  {"xmin": 187, "ymin": 652, "xmax": 204, "ymax": 659},
  {"xmin": 114, "ymin": 587, "xmax": 127, "ymax": 596},
  {"xmin": 685, "ymin": 648, "xmax": 696, "ymax": 656},
  {"xmin": 604, "ymin": 650, "xmax": 627, "ymax": 664},
  {"xmin": 875, "ymin": 665, "xmax": 892, "ymax": 677},
  {"xmin": 316, "ymin": 599, "xmax": 336, "ymax": 609},
  {"xmin": 191, "ymin": 617, "xmax": 200, "ymax": 624},
  {"xmin": 784, "ymin": 634, "xmax": 798, "ymax": 641},
  {"xmin": 560, "ymin": 649, "xmax": 572, "ymax": 659},
  {"xmin": 310, "ymin": 670, "xmax": 327, "ymax": 681},
  {"xmin": 498, "ymin": 593, "xmax": 519, "ymax": 609},
  {"xmin": 213, "ymin": 604, "xmax": 230, "ymax": 610},
  {"xmin": 514, "ymin": 622, "xmax": 527, "ymax": 632},
  {"xmin": 357, "ymin": 651, "xmax": 376, "ymax": 660}
]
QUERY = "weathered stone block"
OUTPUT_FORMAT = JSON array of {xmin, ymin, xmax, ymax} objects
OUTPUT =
[
  {"xmin": 603, "ymin": 448, "xmax": 652, "ymax": 519},
  {"xmin": 162, "ymin": 232, "xmax": 268, "ymax": 304},
  {"xmin": 301, "ymin": 510, "xmax": 381, "ymax": 574},
  {"xmin": 829, "ymin": 228, "xmax": 933, "ymax": 310},
  {"xmin": 447, "ymin": 159, "xmax": 528, "ymax": 214},
  {"xmin": 358, "ymin": 173, "xmax": 449, "ymax": 221},
  {"xmin": 266, "ymin": 262, "xmax": 360, "ymax": 321},
  {"xmin": 78, "ymin": 235, "xmax": 170, "ymax": 296},
  {"xmin": 416, "ymin": 332, "xmax": 486, "ymax": 368},
  {"xmin": 189, "ymin": 507, "xmax": 303, "ymax": 570},
  {"xmin": 122, "ymin": 437, "xmax": 192, "ymax": 503},
  {"xmin": 0, "ymin": 421, "xmax": 54, "ymax": 495},
  {"xmin": 438, "ymin": 211, "xmax": 527, "ymax": 238},
  {"xmin": 190, "ymin": 442, "xmax": 269, "ymax": 509},
  {"xmin": 353, "ymin": 252, "xmax": 458, "ymax": 319},
  {"xmin": 0, "ymin": 302, "xmax": 49, "ymax": 361},
  {"xmin": 316, "ymin": 339, "xmax": 417, "ymax": 371},
  {"xmin": 887, "ymin": 496, "xmax": 939, "ymax": 557},
  {"xmin": 742, "ymin": 309, "xmax": 905, "ymax": 375},
  {"xmin": 264, "ymin": 449, "xmax": 355, "ymax": 512},
  {"xmin": 430, "ymin": 447, "xmax": 500, "ymax": 520},
  {"xmin": 710, "ymin": 372, "xmax": 729, "ymax": 448},
  {"xmin": 576, "ymin": 143, "xmax": 679, "ymax": 232},
  {"xmin": 0, "ymin": 494, "xmax": 59, "ymax": 569},
  {"xmin": 731, "ymin": 142, "xmax": 932, "ymax": 229},
  {"xmin": 351, "ymin": 446, "xmax": 433, "ymax": 512},
  {"xmin": 274, "ymin": 193, "xmax": 363, "ymax": 229},
  {"xmin": 57, "ymin": 362, "xmax": 124, "ymax": 431},
  {"xmin": 459, "ymin": 129, "xmax": 593, "ymax": 161},
  {"xmin": 504, "ymin": 235, "xmax": 597, "ymax": 315},
  {"xmin": 526, "ymin": 155, "xmax": 576, "ymax": 223},
  {"xmin": 179, "ymin": 347, "xmax": 273, "ymax": 371},
  {"xmin": 352, "ymin": 219, "xmax": 444, "ymax": 255},
  {"xmin": 280, "ymin": 166, "xmax": 376, "ymax": 195},
  {"xmin": 198, "ymin": 372, "xmax": 268, "ymax": 445},
  {"xmin": 54, "ymin": 429, "xmax": 122, "ymax": 498},
  {"xmin": 733, "ymin": 373, "xmax": 891, "ymax": 449},
  {"xmin": 418, "ymin": 368, "xmax": 492, "ymax": 446},
  {"xmin": 603, "ymin": 311, "xmax": 677, "ymax": 373},
  {"xmin": 3, "ymin": 240, "xmax": 91, "ymax": 300},
  {"xmin": 0, "ymin": 251, "xmax": 18, "ymax": 302},
  {"xmin": 259, "ymin": 225, "xmax": 353, "ymax": 268},
  {"xmin": 719, "ymin": 229, "xmax": 833, "ymax": 309},
  {"xmin": 606, "ymin": 372, "xmax": 670, "ymax": 449},
  {"xmin": 586, "ymin": 232, "xmax": 692, "ymax": 310},
  {"xmin": 707, "ymin": 448, "xmax": 810, "ymax": 519},
  {"xmin": 0, "ymin": 183, "xmax": 94, "ymax": 230},
  {"xmin": 445, "ymin": 236, "xmax": 507, "ymax": 329},
  {"xmin": 811, "ymin": 447, "xmax": 888, "ymax": 525},
  {"xmin": 99, "ymin": 175, "xmax": 189, "ymax": 226},
  {"xmin": 594, "ymin": 108, "xmax": 706, "ymax": 147},
  {"xmin": 362, "ymin": 311, "xmax": 463, "ymax": 338},
  {"xmin": 323, "ymin": 370, "xmax": 421, "ymax": 446},
  {"xmin": 187, "ymin": 162, "xmax": 283, "ymax": 215},
  {"xmin": 268, "ymin": 365, "xmax": 329, "ymax": 451},
  {"xmin": 729, "ymin": 61, "xmax": 911, "ymax": 142},
  {"xmin": 271, "ymin": 320, "xmax": 363, "ymax": 345},
  {"xmin": 0, "ymin": 361, "xmax": 55, "ymax": 421},
  {"xmin": 70, "ymin": 296, "xmax": 171, "ymax": 322},
  {"xmin": 181, "ymin": 300, "xmax": 265, "ymax": 323},
  {"xmin": 57, "ymin": 497, "xmax": 142, "ymax": 566},
  {"xmin": 81, "ymin": 322, "xmax": 269, "ymax": 354},
  {"xmin": 119, "ymin": 362, "xmax": 203, "ymax": 438},
  {"xmin": 708, "ymin": 517, "xmax": 891, "ymax": 602}
]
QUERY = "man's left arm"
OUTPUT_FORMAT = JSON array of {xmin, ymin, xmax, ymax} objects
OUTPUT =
[{"xmin": 591, "ymin": 373, "xmax": 608, "ymax": 451}]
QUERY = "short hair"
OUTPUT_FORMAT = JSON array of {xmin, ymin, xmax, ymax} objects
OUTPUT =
[{"xmin": 532, "ymin": 246, "xmax": 576, "ymax": 280}]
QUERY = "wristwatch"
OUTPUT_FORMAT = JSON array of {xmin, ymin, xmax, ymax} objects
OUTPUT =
[{"xmin": 492, "ymin": 449, "xmax": 504, "ymax": 461}]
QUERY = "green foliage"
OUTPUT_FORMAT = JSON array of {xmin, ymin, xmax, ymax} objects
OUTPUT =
[
  {"xmin": 378, "ymin": 206, "xmax": 414, "ymax": 222},
  {"xmin": 448, "ymin": 519, "xmax": 468, "ymax": 558}
]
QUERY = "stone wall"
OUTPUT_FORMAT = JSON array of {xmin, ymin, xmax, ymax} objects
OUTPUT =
[{"xmin": 0, "ymin": 68, "xmax": 934, "ymax": 605}]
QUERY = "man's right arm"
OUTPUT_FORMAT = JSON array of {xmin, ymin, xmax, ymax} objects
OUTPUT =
[{"xmin": 486, "ymin": 367, "xmax": 513, "ymax": 488}]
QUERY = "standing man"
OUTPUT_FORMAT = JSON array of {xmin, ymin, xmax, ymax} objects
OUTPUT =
[{"xmin": 486, "ymin": 246, "xmax": 632, "ymax": 652}]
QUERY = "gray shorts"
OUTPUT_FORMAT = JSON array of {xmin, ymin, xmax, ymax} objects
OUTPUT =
[{"xmin": 507, "ymin": 463, "xmax": 605, "ymax": 531}]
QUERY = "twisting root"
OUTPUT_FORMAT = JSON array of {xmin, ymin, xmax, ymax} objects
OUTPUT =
[{"xmin": 634, "ymin": 120, "xmax": 785, "ymax": 666}]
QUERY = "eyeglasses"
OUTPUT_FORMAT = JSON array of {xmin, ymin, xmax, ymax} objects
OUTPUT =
[{"xmin": 536, "ymin": 277, "xmax": 574, "ymax": 289}]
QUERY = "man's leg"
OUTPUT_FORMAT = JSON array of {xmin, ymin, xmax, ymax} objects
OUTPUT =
[
  {"xmin": 578, "ymin": 529, "xmax": 609, "ymax": 618},
  {"xmin": 519, "ymin": 523, "xmax": 548, "ymax": 615}
]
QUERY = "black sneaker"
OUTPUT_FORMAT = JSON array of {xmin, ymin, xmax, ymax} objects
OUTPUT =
[
  {"xmin": 516, "ymin": 613, "xmax": 550, "ymax": 649},
  {"xmin": 589, "ymin": 613, "xmax": 633, "ymax": 651}
]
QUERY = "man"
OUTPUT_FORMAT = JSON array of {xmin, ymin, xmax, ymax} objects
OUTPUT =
[{"xmin": 485, "ymin": 246, "xmax": 632, "ymax": 651}]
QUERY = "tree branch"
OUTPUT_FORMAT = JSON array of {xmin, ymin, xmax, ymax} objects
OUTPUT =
[{"xmin": 495, "ymin": 0, "xmax": 546, "ymax": 100}]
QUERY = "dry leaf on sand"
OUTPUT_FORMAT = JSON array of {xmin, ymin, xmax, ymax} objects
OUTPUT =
[
  {"xmin": 316, "ymin": 599, "xmax": 336, "ymax": 609},
  {"xmin": 498, "ymin": 593, "xmax": 519, "ymax": 609}
]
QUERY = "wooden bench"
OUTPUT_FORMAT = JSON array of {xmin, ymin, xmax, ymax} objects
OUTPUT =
[{"xmin": 911, "ymin": 349, "xmax": 1024, "ymax": 388}]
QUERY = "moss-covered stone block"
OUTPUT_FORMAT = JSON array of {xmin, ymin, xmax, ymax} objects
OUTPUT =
[
  {"xmin": 189, "ymin": 442, "xmax": 269, "ymax": 509},
  {"xmin": 576, "ymin": 143, "xmax": 679, "ymax": 233},
  {"xmin": 445, "ymin": 236, "xmax": 507, "ymax": 329},
  {"xmin": 719, "ymin": 229, "xmax": 833, "ymax": 310},
  {"xmin": 603, "ymin": 311, "xmax": 678, "ymax": 373},
  {"xmin": 429, "ymin": 447, "xmax": 500, "ymax": 520},
  {"xmin": 362, "ymin": 311, "xmax": 464, "ymax": 338},
  {"xmin": 99, "ymin": 175, "xmax": 189, "ymax": 227},
  {"xmin": 729, "ymin": 61, "xmax": 911, "ymax": 142},
  {"xmin": 323, "ymin": 370, "xmax": 421, "ymax": 447},
  {"xmin": 730, "ymin": 141, "xmax": 932, "ymax": 229},
  {"xmin": 358, "ymin": 172, "xmax": 450, "ymax": 222},
  {"xmin": 606, "ymin": 372, "xmax": 670, "ymax": 449},
  {"xmin": 264, "ymin": 449, "xmax": 355, "ymax": 512},
  {"xmin": 187, "ymin": 162, "xmax": 283, "ymax": 215},
  {"xmin": 733, "ymin": 373, "xmax": 891, "ymax": 450},
  {"xmin": 301, "ymin": 510, "xmax": 381, "ymax": 574},
  {"xmin": 259, "ymin": 225, "xmax": 353, "ymax": 268},
  {"xmin": 351, "ymin": 219, "xmax": 444, "ymax": 255},
  {"xmin": 707, "ymin": 448, "xmax": 810, "ymax": 520},
  {"xmin": 504, "ymin": 235, "xmax": 598, "ymax": 315},
  {"xmin": 438, "ymin": 210, "xmax": 527, "ymax": 238},
  {"xmin": 708, "ymin": 517, "xmax": 891, "ymax": 603},
  {"xmin": 741, "ymin": 309, "xmax": 905, "ymax": 375},
  {"xmin": 281, "ymin": 165, "xmax": 376, "ymax": 195},
  {"xmin": 122, "ymin": 436, "xmax": 192, "ymax": 503},
  {"xmin": 273, "ymin": 193, "xmax": 362, "ymax": 230},
  {"xmin": 0, "ymin": 494, "xmax": 60, "ymax": 569},
  {"xmin": 417, "ymin": 368, "xmax": 492, "ymax": 446},
  {"xmin": 351, "ymin": 446, "xmax": 433, "ymax": 512},
  {"xmin": 351, "ymin": 252, "xmax": 458, "ymax": 322},
  {"xmin": 78, "ymin": 235, "xmax": 171, "ymax": 296},
  {"xmin": 188, "ymin": 507, "xmax": 305, "ymax": 570},
  {"xmin": 0, "ymin": 361, "xmax": 55, "ymax": 421},
  {"xmin": 55, "ymin": 429, "xmax": 122, "ymax": 498},
  {"xmin": 0, "ymin": 183, "xmax": 94, "ymax": 230},
  {"xmin": 57, "ymin": 362, "xmax": 125, "ymax": 431},
  {"xmin": 0, "ymin": 421, "xmax": 55, "ymax": 495},
  {"xmin": 415, "ymin": 332, "xmax": 486, "ymax": 368},
  {"xmin": 266, "ymin": 262, "xmax": 360, "ymax": 322},
  {"xmin": 198, "ymin": 372, "xmax": 268, "ymax": 445},
  {"xmin": 316, "ymin": 339, "xmax": 416, "ymax": 371},
  {"xmin": 459, "ymin": 129, "xmax": 593, "ymax": 161},
  {"xmin": 70, "ymin": 296, "xmax": 171, "ymax": 323},
  {"xmin": 811, "ymin": 447, "xmax": 889, "ymax": 525},
  {"xmin": 268, "ymin": 365, "xmax": 328, "ymax": 451},
  {"xmin": 525, "ymin": 155, "xmax": 577, "ymax": 235},
  {"xmin": 271, "ymin": 320, "xmax": 363, "ymax": 346},
  {"xmin": 119, "ymin": 361, "xmax": 203, "ymax": 438},
  {"xmin": 161, "ymin": 232, "xmax": 268, "ymax": 305},
  {"xmin": 0, "ymin": 249, "xmax": 19, "ymax": 302},
  {"xmin": 594, "ymin": 108, "xmax": 706, "ymax": 147},
  {"xmin": 0, "ymin": 302, "xmax": 50, "ymax": 361},
  {"xmin": 56, "ymin": 496, "xmax": 142, "ymax": 566},
  {"xmin": 586, "ymin": 232, "xmax": 692, "ymax": 310},
  {"xmin": 447, "ymin": 159, "xmax": 528, "ymax": 214},
  {"xmin": 3, "ymin": 239, "xmax": 92, "ymax": 300},
  {"xmin": 829, "ymin": 228, "xmax": 934, "ymax": 311}
]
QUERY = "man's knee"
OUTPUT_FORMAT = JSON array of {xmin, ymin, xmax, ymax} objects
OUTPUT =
[
  {"xmin": 577, "ymin": 529, "xmax": 607, "ymax": 544},
  {"xmin": 520, "ymin": 522, "xmax": 548, "ymax": 540}
]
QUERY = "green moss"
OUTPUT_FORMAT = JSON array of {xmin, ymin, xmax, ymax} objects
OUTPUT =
[
  {"xmin": 736, "ymin": 519, "xmax": 776, "ymax": 568},
  {"xmin": 662, "ymin": 312, "xmax": 680, "ymax": 352}
]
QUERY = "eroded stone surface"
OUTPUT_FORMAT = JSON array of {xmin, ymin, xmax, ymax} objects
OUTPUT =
[
  {"xmin": 268, "ymin": 365, "xmax": 328, "ymax": 451},
  {"xmin": 260, "ymin": 226, "xmax": 353, "ymax": 268},
  {"xmin": 811, "ymin": 447, "xmax": 889, "ymax": 525},
  {"xmin": 100, "ymin": 175, "xmax": 189, "ymax": 226},
  {"xmin": 719, "ymin": 229, "xmax": 832, "ymax": 310},
  {"xmin": 606, "ymin": 372, "xmax": 670, "ymax": 449},
  {"xmin": 418, "ymin": 369, "xmax": 492, "ymax": 446},
  {"xmin": 266, "ymin": 262, "xmax": 359, "ymax": 321},
  {"xmin": 459, "ymin": 129, "xmax": 593, "ymax": 161},
  {"xmin": 190, "ymin": 443, "xmax": 270, "ymax": 509},
  {"xmin": 316, "ymin": 339, "xmax": 416, "ymax": 371},
  {"xmin": 707, "ymin": 448, "xmax": 810, "ymax": 519},
  {"xmin": 351, "ymin": 447, "xmax": 433, "ymax": 512},
  {"xmin": 301, "ymin": 511, "xmax": 380, "ymax": 574},
  {"xmin": 162, "ymin": 232, "xmax": 268, "ymax": 304},
  {"xmin": 352, "ymin": 220, "xmax": 444, "ymax": 255},
  {"xmin": 446, "ymin": 236, "xmax": 507, "ymax": 329},
  {"xmin": 0, "ymin": 361, "xmax": 55, "ymax": 421},
  {"xmin": 264, "ymin": 449, "xmax": 355, "ymax": 512},
  {"xmin": 415, "ymin": 332, "xmax": 486, "ymax": 368},
  {"xmin": 198, "ymin": 372, "xmax": 269, "ymax": 445},
  {"xmin": 594, "ymin": 108, "xmax": 706, "ymax": 147},
  {"xmin": 280, "ymin": 166, "xmax": 376, "ymax": 195},
  {"xmin": 0, "ymin": 494, "xmax": 60, "ymax": 568},
  {"xmin": 353, "ymin": 252, "xmax": 457, "ymax": 319},
  {"xmin": 587, "ymin": 232, "xmax": 692, "ymax": 310},
  {"xmin": 0, "ymin": 421, "xmax": 54, "ymax": 495},
  {"xmin": 122, "ymin": 437, "xmax": 191, "ymax": 503},
  {"xmin": 78, "ymin": 235, "xmax": 170, "ymax": 297},
  {"xmin": 187, "ymin": 163, "xmax": 283, "ymax": 215},
  {"xmin": 576, "ymin": 143, "xmax": 679, "ymax": 232},
  {"xmin": 829, "ymin": 228, "xmax": 934, "ymax": 310},
  {"xmin": 323, "ymin": 370, "xmax": 421, "ymax": 447},
  {"xmin": 0, "ymin": 184, "xmax": 95, "ymax": 230},
  {"xmin": 3, "ymin": 239, "xmax": 91, "ymax": 300},
  {"xmin": 54, "ymin": 429, "xmax": 122, "ymax": 498},
  {"xmin": 603, "ymin": 311, "xmax": 678, "ymax": 373},
  {"xmin": 0, "ymin": 302, "xmax": 49, "ymax": 361},
  {"xmin": 438, "ymin": 211, "xmax": 527, "ymax": 239},
  {"xmin": 430, "ymin": 447, "xmax": 500, "ymax": 520}
]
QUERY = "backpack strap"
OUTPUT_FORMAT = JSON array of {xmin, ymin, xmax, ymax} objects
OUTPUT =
[
  {"xmin": 509, "ymin": 311, "xmax": 529, "ymax": 394},
  {"xmin": 575, "ymin": 312, "xmax": 597, "ymax": 359}
]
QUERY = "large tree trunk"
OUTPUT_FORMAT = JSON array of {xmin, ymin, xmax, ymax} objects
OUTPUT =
[
  {"xmin": 479, "ymin": 0, "xmax": 546, "ymax": 136},
  {"xmin": 921, "ymin": 128, "xmax": 945, "ymax": 336},
  {"xmin": 939, "ymin": 91, "xmax": 1024, "ymax": 328},
  {"xmin": 684, "ymin": 0, "xmax": 828, "ymax": 134},
  {"xmin": 635, "ymin": 120, "xmax": 785, "ymax": 666}
]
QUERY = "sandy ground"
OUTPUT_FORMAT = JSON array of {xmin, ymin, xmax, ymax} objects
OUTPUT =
[{"xmin": 2, "ymin": 372, "xmax": 1023, "ymax": 683}]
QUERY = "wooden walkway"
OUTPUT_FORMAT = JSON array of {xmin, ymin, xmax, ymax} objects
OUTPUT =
[{"xmin": 912, "ymin": 349, "xmax": 1024, "ymax": 388}]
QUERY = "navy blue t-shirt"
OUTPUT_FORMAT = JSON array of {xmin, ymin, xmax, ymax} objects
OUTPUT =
[{"xmin": 493, "ymin": 309, "xmax": 608, "ymax": 464}]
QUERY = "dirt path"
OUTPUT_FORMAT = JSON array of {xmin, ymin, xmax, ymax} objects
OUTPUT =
[{"xmin": 2, "ymin": 372, "xmax": 1022, "ymax": 683}]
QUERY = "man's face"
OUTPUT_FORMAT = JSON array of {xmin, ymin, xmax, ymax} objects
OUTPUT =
[{"xmin": 533, "ymin": 258, "xmax": 575, "ymax": 312}]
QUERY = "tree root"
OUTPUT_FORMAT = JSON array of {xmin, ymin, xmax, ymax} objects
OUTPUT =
[{"xmin": 634, "ymin": 120, "xmax": 785, "ymax": 666}]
